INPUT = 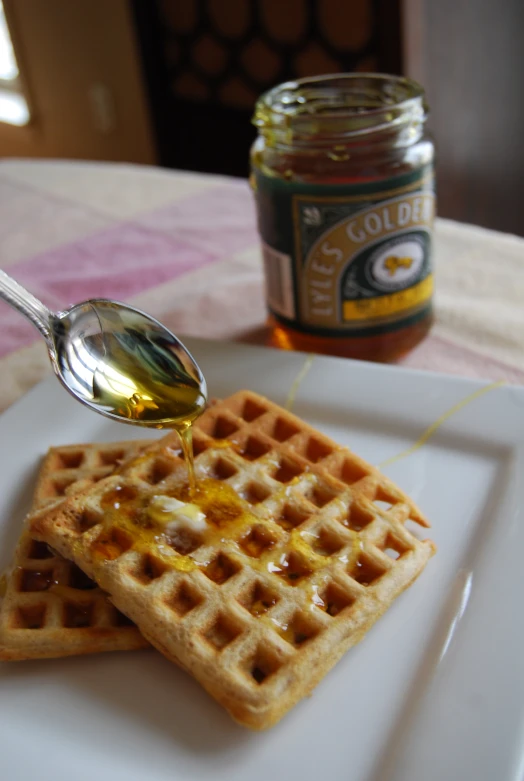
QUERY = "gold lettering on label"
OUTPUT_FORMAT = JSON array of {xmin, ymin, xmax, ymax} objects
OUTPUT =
[
  {"xmin": 347, "ymin": 222, "xmax": 366, "ymax": 243},
  {"xmin": 364, "ymin": 212, "xmax": 381, "ymax": 235},
  {"xmin": 320, "ymin": 242, "xmax": 344, "ymax": 262},
  {"xmin": 311, "ymin": 279, "xmax": 332, "ymax": 290},
  {"xmin": 311, "ymin": 260, "xmax": 335, "ymax": 275},
  {"xmin": 311, "ymin": 307, "xmax": 333, "ymax": 316},
  {"xmin": 382, "ymin": 207, "xmax": 394, "ymax": 230},
  {"xmin": 411, "ymin": 197, "xmax": 422, "ymax": 222},
  {"xmin": 311, "ymin": 290, "xmax": 331, "ymax": 304},
  {"xmin": 397, "ymin": 202, "xmax": 411, "ymax": 226}
]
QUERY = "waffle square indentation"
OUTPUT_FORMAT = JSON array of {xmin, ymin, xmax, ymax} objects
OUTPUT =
[
  {"xmin": 64, "ymin": 602, "xmax": 93, "ymax": 628},
  {"xmin": 164, "ymin": 580, "xmax": 203, "ymax": 616},
  {"xmin": 146, "ymin": 457, "xmax": 175, "ymax": 485},
  {"xmin": 305, "ymin": 437, "xmax": 334, "ymax": 463},
  {"xmin": 309, "ymin": 526, "xmax": 346, "ymax": 557},
  {"xmin": 239, "ymin": 436, "xmax": 271, "ymax": 461},
  {"xmin": 19, "ymin": 569, "xmax": 54, "ymax": 592},
  {"xmin": 57, "ymin": 450, "xmax": 84, "ymax": 469},
  {"xmin": 349, "ymin": 553, "xmax": 387, "ymax": 586},
  {"xmin": 380, "ymin": 533, "xmax": 410, "ymax": 560},
  {"xmin": 314, "ymin": 582, "xmax": 355, "ymax": 616},
  {"xmin": 92, "ymin": 527, "xmax": 133, "ymax": 560},
  {"xmin": 241, "ymin": 398, "xmax": 267, "ymax": 422},
  {"xmin": 239, "ymin": 524, "xmax": 278, "ymax": 558},
  {"xmin": 204, "ymin": 613, "xmax": 243, "ymax": 650},
  {"xmin": 341, "ymin": 503, "xmax": 375, "ymax": 531},
  {"xmin": 270, "ymin": 417, "xmax": 300, "ymax": 442},
  {"xmin": 166, "ymin": 527, "xmax": 203, "ymax": 555},
  {"xmin": 203, "ymin": 553, "xmax": 240, "ymax": 585},
  {"xmin": 276, "ymin": 502, "xmax": 311, "ymax": 531},
  {"xmin": 77, "ymin": 507, "xmax": 103, "ymax": 533},
  {"xmin": 247, "ymin": 645, "xmax": 283, "ymax": 685},
  {"xmin": 239, "ymin": 481, "xmax": 271, "ymax": 505},
  {"xmin": 192, "ymin": 433, "xmax": 210, "ymax": 456},
  {"xmin": 237, "ymin": 580, "xmax": 279, "ymax": 616},
  {"xmin": 14, "ymin": 605, "xmax": 46, "ymax": 629},
  {"xmin": 271, "ymin": 456, "xmax": 302, "ymax": 484},
  {"xmin": 272, "ymin": 551, "xmax": 313, "ymax": 585},
  {"xmin": 211, "ymin": 416, "xmax": 239, "ymax": 439},
  {"xmin": 99, "ymin": 448, "xmax": 125, "ymax": 466},
  {"xmin": 273, "ymin": 611, "xmax": 321, "ymax": 647},
  {"xmin": 132, "ymin": 554, "xmax": 167, "ymax": 584},
  {"xmin": 27, "ymin": 540, "xmax": 53, "ymax": 560},
  {"xmin": 208, "ymin": 457, "xmax": 238, "ymax": 480}
]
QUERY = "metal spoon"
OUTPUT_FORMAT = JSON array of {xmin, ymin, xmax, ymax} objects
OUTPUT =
[{"xmin": 0, "ymin": 269, "xmax": 207, "ymax": 427}]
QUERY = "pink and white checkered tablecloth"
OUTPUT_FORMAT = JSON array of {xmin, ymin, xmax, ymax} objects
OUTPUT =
[{"xmin": 1, "ymin": 158, "xmax": 524, "ymax": 413}]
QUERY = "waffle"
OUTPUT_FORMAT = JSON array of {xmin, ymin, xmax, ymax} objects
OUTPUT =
[
  {"xmin": 29, "ymin": 391, "xmax": 436, "ymax": 728},
  {"xmin": 0, "ymin": 440, "xmax": 153, "ymax": 661}
]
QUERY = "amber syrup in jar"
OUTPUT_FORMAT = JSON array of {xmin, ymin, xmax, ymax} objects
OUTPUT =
[{"xmin": 250, "ymin": 73, "xmax": 436, "ymax": 362}]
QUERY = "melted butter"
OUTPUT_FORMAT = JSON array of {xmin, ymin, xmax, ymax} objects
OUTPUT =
[
  {"xmin": 88, "ymin": 478, "xmax": 260, "ymax": 574},
  {"xmin": 85, "ymin": 476, "xmax": 362, "ymax": 619},
  {"xmin": 148, "ymin": 496, "xmax": 206, "ymax": 532},
  {"xmin": 85, "ymin": 466, "xmax": 363, "ymax": 614},
  {"xmin": 87, "ymin": 474, "xmax": 346, "ymax": 598}
]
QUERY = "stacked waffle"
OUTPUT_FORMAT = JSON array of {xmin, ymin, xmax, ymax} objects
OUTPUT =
[
  {"xmin": 0, "ymin": 440, "xmax": 151, "ymax": 660},
  {"xmin": 0, "ymin": 391, "xmax": 435, "ymax": 729}
]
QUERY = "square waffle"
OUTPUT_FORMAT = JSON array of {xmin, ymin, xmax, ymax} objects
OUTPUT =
[
  {"xmin": 29, "ymin": 391, "xmax": 436, "ymax": 728},
  {"xmin": 0, "ymin": 440, "xmax": 152, "ymax": 660}
]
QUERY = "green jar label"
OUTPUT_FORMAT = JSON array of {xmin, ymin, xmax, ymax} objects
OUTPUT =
[{"xmin": 253, "ymin": 166, "xmax": 435, "ymax": 337}]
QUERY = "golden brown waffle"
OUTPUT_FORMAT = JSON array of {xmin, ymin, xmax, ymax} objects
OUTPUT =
[
  {"xmin": 30, "ymin": 391, "xmax": 436, "ymax": 728},
  {"xmin": 0, "ymin": 440, "xmax": 152, "ymax": 661}
]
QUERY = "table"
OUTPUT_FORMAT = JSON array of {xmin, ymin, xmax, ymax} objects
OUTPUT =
[{"xmin": 1, "ymin": 159, "xmax": 524, "ymax": 414}]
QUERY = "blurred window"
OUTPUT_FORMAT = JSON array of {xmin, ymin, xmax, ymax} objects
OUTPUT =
[{"xmin": 0, "ymin": 1, "xmax": 30, "ymax": 125}]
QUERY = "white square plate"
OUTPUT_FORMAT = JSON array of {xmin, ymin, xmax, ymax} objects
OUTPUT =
[{"xmin": 1, "ymin": 338, "xmax": 523, "ymax": 781}]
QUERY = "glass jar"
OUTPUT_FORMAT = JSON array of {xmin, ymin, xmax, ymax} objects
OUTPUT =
[{"xmin": 250, "ymin": 73, "xmax": 435, "ymax": 362}]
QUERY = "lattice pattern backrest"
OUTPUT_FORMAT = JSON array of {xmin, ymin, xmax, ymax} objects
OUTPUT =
[{"xmin": 156, "ymin": 0, "xmax": 389, "ymax": 109}]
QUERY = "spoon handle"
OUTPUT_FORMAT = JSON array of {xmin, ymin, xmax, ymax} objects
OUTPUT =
[{"xmin": 0, "ymin": 269, "xmax": 54, "ymax": 343}]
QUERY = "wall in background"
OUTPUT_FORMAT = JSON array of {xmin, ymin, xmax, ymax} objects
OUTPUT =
[
  {"xmin": 0, "ymin": 0, "xmax": 155, "ymax": 163},
  {"xmin": 403, "ymin": 0, "xmax": 524, "ymax": 236}
]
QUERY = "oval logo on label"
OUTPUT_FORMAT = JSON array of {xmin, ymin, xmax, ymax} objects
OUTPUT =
[{"xmin": 366, "ymin": 238, "xmax": 425, "ymax": 291}]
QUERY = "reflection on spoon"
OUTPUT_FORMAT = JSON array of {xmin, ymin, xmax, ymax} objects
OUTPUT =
[{"xmin": 90, "ymin": 305, "xmax": 206, "ymax": 427}]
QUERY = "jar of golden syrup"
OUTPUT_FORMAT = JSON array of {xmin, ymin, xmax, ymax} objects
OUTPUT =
[{"xmin": 250, "ymin": 73, "xmax": 435, "ymax": 362}]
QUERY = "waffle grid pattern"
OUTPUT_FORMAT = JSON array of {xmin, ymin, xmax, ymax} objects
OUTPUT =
[
  {"xmin": 0, "ymin": 441, "xmax": 152, "ymax": 661},
  {"xmin": 30, "ymin": 392, "xmax": 435, "ymax": 727}
]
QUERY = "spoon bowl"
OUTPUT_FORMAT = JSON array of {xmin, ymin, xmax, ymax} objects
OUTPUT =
[{"xmin": 0, "ymin": 270, "xmax": 207, "ymax": 428}]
